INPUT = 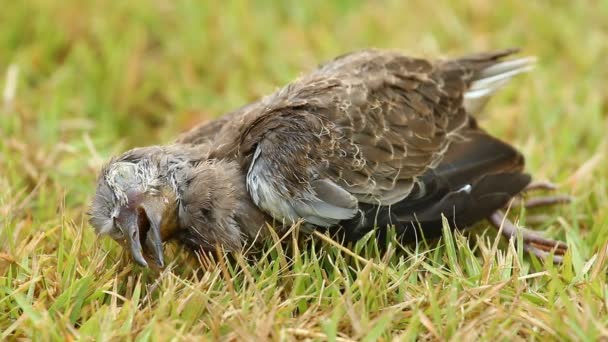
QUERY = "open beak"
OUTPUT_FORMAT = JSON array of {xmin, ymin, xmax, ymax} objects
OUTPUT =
[
  {"xmin": 116, "ymin": 204, "xmax": 165, "ymax": 268},
  {"xmin": 141, "ymin": 202, "xmax": 165, "ymax": 268}
]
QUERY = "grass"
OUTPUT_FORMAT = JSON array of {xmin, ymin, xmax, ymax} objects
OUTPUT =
[{"xmin": 1, "ymin": 0, "xmax": 607, "ymax": 340}]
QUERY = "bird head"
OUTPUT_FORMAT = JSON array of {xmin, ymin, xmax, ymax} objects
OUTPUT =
[
  {"xmin": 89, "ymin": 144, "xmax": 247, "ymax": 268},
  {"xmin": 89, "ymin": 146, "xmax": 181, "ymax": 268}
]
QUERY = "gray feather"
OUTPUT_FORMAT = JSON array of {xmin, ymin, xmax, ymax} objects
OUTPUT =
[{"xmin": 311, "ymin": 179, "xmax": 358, "ymax": 209}]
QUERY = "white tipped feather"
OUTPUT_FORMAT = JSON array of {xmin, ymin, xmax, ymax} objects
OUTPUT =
[
  {"xmin": 464, "ymin": 57, "xmax": 536, "ymax": 115},
  {"xmin": 477, "ymin": 57, "xmax": 536, "ymax": 80}
]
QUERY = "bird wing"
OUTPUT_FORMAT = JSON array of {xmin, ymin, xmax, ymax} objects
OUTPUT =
[
  {"xmin": 233, "ymin": 49, "xmax": 531, "ymax": 227},
  {"xmin": 341, "ymin": 119, "xmax": 531, "ymax": 241}
]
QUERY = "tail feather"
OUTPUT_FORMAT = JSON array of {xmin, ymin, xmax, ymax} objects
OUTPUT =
[
  {"xmin": 476, "ymin": 56, "xmax": 536, "ymax": 81},
  {"xmin": 463, "ymin": 54, "xmax": 535, "ymax": 115}
]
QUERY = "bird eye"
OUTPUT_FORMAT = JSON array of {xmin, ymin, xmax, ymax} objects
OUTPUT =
[
  {"xmin": 112, "ymin": 216, "xmax": 122, "ymax": 233},
  {"xmin": 109, "ymin": 217, "xmax": 125, "ymax": 240}
]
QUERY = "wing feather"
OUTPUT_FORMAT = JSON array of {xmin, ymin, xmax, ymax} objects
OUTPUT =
[{"xmin": 234, "ymin": 48, "xmax": 530, "ymax": 227}]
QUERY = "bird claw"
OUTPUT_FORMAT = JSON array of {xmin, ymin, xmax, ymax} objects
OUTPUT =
[{"xmin": 489, "ymin": 211, "xmax": 567, "ymax": 263}]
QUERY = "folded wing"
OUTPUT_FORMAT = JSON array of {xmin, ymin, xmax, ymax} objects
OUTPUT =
[
  {"xmin": 235, "ymin": 49, "xmax": 532, "ymax": 228},
  {"xmin": 340, "ymin": 121, "xmax": 531, "ymax": 241}
]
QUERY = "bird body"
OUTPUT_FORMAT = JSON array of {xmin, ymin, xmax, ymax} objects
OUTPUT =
[{"xmin": 89, "ymin": 48, "xmax": 564, "ymax": 268}]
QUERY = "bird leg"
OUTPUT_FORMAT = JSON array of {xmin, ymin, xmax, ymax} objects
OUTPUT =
[
  {"xmin": 489, "ymin": 211, "xmax": 567, "ymax": 263},
  {"xmin": 492, "ymin": 180, "xmax": 571, "ymax": 262}
]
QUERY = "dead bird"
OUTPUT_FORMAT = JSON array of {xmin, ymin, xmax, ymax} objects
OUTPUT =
[{"xmin": 89, "ymin": 48, "xmax": 570, "ymax": 268}]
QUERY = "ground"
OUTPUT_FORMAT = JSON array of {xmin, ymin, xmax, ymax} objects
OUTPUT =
[{"xmin": 1, "ymin": 0, "xmax": 607, "ymax": 340}]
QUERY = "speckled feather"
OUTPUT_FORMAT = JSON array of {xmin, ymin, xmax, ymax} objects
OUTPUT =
[{"xmin": 185, "ymin": 48, "xmax": 528, "ymax": 227}]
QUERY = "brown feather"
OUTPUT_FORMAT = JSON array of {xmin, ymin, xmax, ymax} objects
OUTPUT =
[{"xmin": 175, "ymin": 48, "xmax": 532, "ymax": 225}]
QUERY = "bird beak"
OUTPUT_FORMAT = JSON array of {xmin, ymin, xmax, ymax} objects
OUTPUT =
[
  {"xmin": 141, "ymin": 202, "xmax": 165, "ymax": 268},
  {"xmin": 116, "ymin": 207, "xmax": 148, "ymax": 267},
  {"xmin": 116, "ymin": 202, "xmax": 165, "ymax": 268}
]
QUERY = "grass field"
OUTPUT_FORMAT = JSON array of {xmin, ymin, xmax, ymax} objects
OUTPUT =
[{"xmin": 1, "ymin": 0, "xmax": 607, "ymax": 340}]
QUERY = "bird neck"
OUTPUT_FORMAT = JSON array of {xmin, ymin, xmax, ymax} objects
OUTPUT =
[{"xmin": 159, "ymin": 193, "xmax": 180, "ymax": 241}]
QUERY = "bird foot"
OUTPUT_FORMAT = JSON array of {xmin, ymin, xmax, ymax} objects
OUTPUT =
[
  {"xmin": 491, "ymin": 180, "xmax": 571, "ymax": 263},
  {"xmin": 524, "ymin": 180, "xmax": 559, "ymax": 192},
  {"xmin": 489, "ymin": 211, "xmax": 567, "ymax": 263},
  {"xmin": 508, "ymin": 180, "xmax": 573, "ymax": 210},
  {"xmin": 518, "ymin": 195, "xmax": 573, "ymax": 209}
]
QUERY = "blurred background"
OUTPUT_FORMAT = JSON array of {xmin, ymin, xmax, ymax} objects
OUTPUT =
[{"xmin": 0, "ymin": 0, "xmax": 607, "ymax": 339}]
